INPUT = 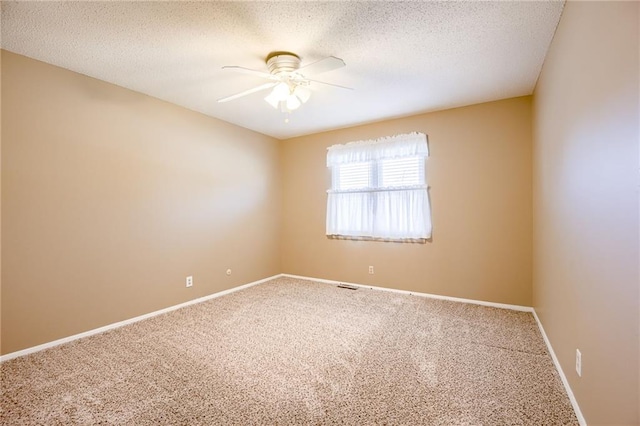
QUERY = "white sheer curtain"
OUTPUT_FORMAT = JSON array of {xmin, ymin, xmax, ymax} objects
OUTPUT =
[{"xmin": 326, "ymin": 132, "xmax": 432, "ymax": 240}]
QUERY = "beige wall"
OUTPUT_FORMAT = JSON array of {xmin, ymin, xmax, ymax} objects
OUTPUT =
[
  {"xmin": 1, "ymin": 51, "xmax": 282, "ymax": 355},
  {"xmin": 0, "ymin": 49, "xmax": 3, "ymax": 355},
  {"xmin": 281, "ymin": 97, "xmax": 533, "ymax": 306},
  {"xmin": 532, "ymin": 2, "xmax": 639, "ymax": 424}
]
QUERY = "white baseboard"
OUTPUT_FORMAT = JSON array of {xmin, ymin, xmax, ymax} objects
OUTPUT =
[
  {"xmin": 532, "ymin": 310, "xmax": 587, "ymax": 426},
  {"xmin": 282, "ymin": 273, "xmax": 533, "ymax": 312},
  {"xmin": 0, "ymin": 274, "xmax": 281, "ymax": 363}
]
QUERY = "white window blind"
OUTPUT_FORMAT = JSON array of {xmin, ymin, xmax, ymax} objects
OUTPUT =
[
  {"xmin": 379, "ymin": 157, "xmax": 423, "ymax": 187},
  {"xmin": 326, "ymin": 132, "xmax": 431, "ymax": 240},
  {"xmin": 335, "ymin": 162, "xmax": 371, "ymax": 190}
]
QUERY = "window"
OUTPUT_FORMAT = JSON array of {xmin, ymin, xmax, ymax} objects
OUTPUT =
[{"xmin": 326, "ymin": 133, "xmax": 431, "ymax": 240}]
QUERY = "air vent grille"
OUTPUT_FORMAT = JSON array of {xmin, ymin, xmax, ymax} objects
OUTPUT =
[{"xmin": 337, "ymin": 284, "xmax": 359, "ymax": 290}]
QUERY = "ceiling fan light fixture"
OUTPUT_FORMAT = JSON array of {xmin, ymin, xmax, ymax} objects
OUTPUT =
[
  {"xmin": 265, "ymin": 82, "xmax": 293, "ymax": 109},
  {"xmin": 272, "ymin": 82, "xmax": 290, "ymax": 99},
  {"xmin": 264, "ymin": 91, "xmax": 281, "ymax": 109},
  {"xmin": 286, "ymin": 94, "xmax": 302, "ymax": 111},
  {"xmin": 294, "ymin": 86, "xmax": 311, "ymax": 103}
]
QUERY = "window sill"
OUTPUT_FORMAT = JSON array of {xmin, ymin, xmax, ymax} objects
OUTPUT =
[{"xmin": 326, "ymin": 234, "xmax": 430, "ymax": 244}]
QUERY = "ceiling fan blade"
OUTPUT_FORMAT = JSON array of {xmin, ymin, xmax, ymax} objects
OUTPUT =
[
  {"xmin": 221, "ymin": 65, "xmax": 278, "ymax": 81},
  {"xmin": 299, "ymin": 56, "xmax": 346, "ymax": 76},
  {"xmin": 307, "ymin": 78, "xmax": 354, "ymax": 91},
  {"xmin": 217, "ymin": 82, "xmax": 278, "ymax": 103}
]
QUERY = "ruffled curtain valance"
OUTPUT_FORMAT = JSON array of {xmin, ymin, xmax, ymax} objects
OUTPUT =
[{"xmin": 327, "ymin": 132, "xmax": 428, "ymax": 167}]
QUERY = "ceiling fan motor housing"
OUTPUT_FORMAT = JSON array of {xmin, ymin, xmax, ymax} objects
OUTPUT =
[{"xmin": 266, "ymin": 52, "xmax": 301, "ymax": 75}]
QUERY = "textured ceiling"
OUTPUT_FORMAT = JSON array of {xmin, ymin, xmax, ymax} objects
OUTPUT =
[{"xmin": 1, "ymin": 1, "xmax": 564, "ymax": 139}]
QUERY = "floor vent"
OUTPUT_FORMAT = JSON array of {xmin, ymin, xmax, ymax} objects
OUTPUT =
[{"xmin": 337, "ymin": 284, "xmax": 359, "ymax": 290}]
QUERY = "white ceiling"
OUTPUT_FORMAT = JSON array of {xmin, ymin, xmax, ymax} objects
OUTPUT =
[{"xmin": 1, "ymin": 1, "xmax": 564, "ymax": 140}]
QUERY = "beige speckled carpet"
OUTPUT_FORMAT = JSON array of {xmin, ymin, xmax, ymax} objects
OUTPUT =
[{"xmin": 1, "ymin": 277, "xmax": 578, "ymax": 425}]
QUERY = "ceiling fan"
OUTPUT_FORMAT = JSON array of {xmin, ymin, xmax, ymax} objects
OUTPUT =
[{"xmin": 218, "ymin": 51, "xmax": 352, "ymax": 114}]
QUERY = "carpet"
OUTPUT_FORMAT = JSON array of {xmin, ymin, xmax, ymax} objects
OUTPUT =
[{"xmin": 1, "ymin": 277, "xmax": 578, "ymax": 425}]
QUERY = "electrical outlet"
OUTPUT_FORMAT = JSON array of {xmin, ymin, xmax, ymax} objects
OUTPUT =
[
  {"xmin": 368, "ymin": 266, "xmax": 374, "ymax": 274},
  {"xmin": 186, "ymin": 276, "xmax": 193, "ymax": 288},
  {"xmin": 226, "ymin": 269, "xmax": 232, "ymax": 276},
  {"xmin": 575, "ymin": 349, "xmax": 582, "ymax": 377}
]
